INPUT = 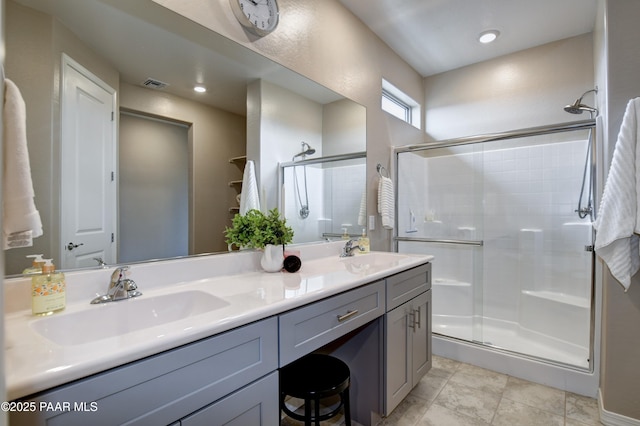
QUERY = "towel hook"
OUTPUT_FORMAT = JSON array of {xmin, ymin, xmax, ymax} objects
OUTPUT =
[{"xmin": 377, "ymin": 163, "xmax": 389, "ymax": 178}]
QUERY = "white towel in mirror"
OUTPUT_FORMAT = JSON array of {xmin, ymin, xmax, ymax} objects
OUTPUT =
[
  {"xmin": 3, "ymin": 79, "xmax": 43, "ymax": 249},
  {"xmin": 239, "ymin": 160, "xmax": 261, "ymax": 215}
]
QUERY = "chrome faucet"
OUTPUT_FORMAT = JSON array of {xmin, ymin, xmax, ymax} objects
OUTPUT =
[
  {"xmin": 340, "ymin": 240, "xmax": 364, "ymax": 257},
  {"xmin": 90, "ymin": 266, "xmax": 142, "ymax": 304}
]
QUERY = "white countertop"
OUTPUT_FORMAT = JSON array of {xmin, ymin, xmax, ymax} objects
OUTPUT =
[{"xmin": 4, "ymin": 243, "xmax": 432, "ymax": 400}]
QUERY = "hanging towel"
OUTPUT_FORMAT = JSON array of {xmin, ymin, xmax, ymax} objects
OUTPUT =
[
  {"xmin": 357, "ymin": 189, "xmax": 366, "ymax": 227},
  {"xmin": 239, "ymin": 160, "xmax": 261, "ymax": 215},
  {"xmin": 377, "ymin": 175, "xmax": 394, "ymax": 230},
  {"xmin": 3, "ymin": 79, "xmax": 43, "ymax": 249},
  {"xmin": 594, "ymin": 97, "xmax": 640, "ymax": 291}
]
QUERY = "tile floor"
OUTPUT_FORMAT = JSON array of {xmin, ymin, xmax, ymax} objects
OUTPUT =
[{"xmin": 281, "ymin": 355, "xmax": 602, "ymax": 426}]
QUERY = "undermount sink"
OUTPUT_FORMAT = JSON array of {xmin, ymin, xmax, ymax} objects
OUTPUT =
[
  {"xmin": 340, "ymin": 252, "xmax": 411, "ymax": 272},
  {"xmin": 340, "ymin": 252, "xmax": 409, "ymax": 267},
  {"xmin": 30, "ymin": 290, "xmax": 230, "ymax": 346}
]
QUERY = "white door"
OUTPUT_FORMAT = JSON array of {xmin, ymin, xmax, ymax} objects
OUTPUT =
[{"xmin": 60, "ymin": 54, "xmax": 116, "ymax": 269}]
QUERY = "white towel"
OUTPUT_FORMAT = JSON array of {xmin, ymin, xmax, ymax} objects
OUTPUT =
[
  {"xmin": 3, "ymin": 79, "xmax": 43, "ymax": 249},
  {"xmin": 594, "ymin": 97, "xmax": 640, "ymax": 291},
  {"xmin": 239, "ymin": 160, "xmax": 261, "ymax": 215},
  {"xmin": 377, "ymin": 176, "xmax": 394, "ymax": 230},
  {"xmin": 357, "ymin": 189, "xmax": 366, "ymax": 227}
]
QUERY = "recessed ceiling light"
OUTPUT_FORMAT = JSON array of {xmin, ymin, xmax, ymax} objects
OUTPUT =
[
  {"xmin": 194, "ymin": 85, "xmax": 207, "ymax": 93},
  {"xmin": 478, "ymin": 30, "xmax": 500, "ymax": 44}
]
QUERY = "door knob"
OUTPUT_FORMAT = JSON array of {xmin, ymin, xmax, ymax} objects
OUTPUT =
[{"xmin": 67, "ymin": 242, "xmax": 84, "ymax": 251}]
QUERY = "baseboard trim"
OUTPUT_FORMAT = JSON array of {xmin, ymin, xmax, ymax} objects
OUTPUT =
[{"xmin": 599, "ymin": 389, "xmax": 640, "ymax": 426}]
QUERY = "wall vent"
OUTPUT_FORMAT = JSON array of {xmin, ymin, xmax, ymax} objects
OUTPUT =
[{"xmin": 141, "ymin": 78, "xmax": 169, "ymax": 90}]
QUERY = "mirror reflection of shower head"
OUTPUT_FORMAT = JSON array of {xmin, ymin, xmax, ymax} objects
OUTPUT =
[
  {"xmin": 292, "ymin": 142, "xmax": 316, "ymax": 160},
  {"xmin": 564, "ymin": 89, "xmax": 598, "ymax": 115}
]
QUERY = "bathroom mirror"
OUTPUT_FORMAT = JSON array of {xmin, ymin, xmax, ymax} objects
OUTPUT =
[
  {"xmin": 280, "ymin": 154, "xmax": 367, "ymax": 244},
  {"xmin": 4, "ymin": 0, "xmax": 366, "ymax": 275}
]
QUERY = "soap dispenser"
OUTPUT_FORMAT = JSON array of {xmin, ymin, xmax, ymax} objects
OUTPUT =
[
  {"xmin": 32, "ymin": 259, "xmax": 66, "ymax": 316},
  {"xmin": 358, "ymin": 229, "xmax": 370, "ymax": 253},
  {"xmin": 341, "ymin": 228, "xmax": 350, "ymax": 240},
  {"xmin": 23, "ymin": 254, "xmax": 45, "ymax": 275}
]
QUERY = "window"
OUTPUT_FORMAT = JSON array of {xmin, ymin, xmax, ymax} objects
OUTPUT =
[{"xmin": 381, "ymin": 79, "xmax": 421, "ymax": 129}]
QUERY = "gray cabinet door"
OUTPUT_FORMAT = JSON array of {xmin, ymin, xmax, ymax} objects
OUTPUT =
[
  {"xmin": 384, "ymin": 302, "xmax": 412, "ymax": 414},
  {"xmin": 411, "ymin": 290, "xmax": 432, "ymax": 386},
  {"xmin": 384, "ymin": 289, "xmax": 432, "ymax": 416}
]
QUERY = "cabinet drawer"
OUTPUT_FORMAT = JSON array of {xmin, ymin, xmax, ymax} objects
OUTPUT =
[
  {"xmin": 11, "ymin": 317, "xmax": 278, "ymax": 426},
  {"xmin": 279, "ymin": 281, "xmax": 385, "ymax": 366},
  {"xmin": 386, "ymin": 263, "xmax": 431, "ymax": 311},
  {"xmin": 181, "ymin": 372, "xmax": 279, "ymax": 426}
]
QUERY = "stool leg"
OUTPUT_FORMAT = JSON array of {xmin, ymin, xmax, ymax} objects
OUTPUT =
[
  {"xmin": 342, "ymin": 389, "xmax": 351, "ymax": 426},
  {"xmin": 304, "ymin": 398, "xmax": 312, "ymax": 426},
  {"xmin": 314, "ymin": 397, "xmax": 320, "ymax": 426}
]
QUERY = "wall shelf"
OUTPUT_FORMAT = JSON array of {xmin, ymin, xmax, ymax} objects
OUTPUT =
[{"xmin": 228, "ymin": 156, "xmax": 245, "ymax": 215}]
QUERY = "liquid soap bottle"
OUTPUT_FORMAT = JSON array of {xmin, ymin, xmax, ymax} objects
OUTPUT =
[
  {"xmin": 358, "ymin": 229, "xmax": 370, "ymax": 253},
  {"xmin": 342, "ymin": 227, "xmax": 350, "ymax": 240},
  {"xmin": 32, "ymin": 259, "xmax": 66, "ymax": 316},
  {"xmin": 23, "ymin": 254, "xmax": 45, "ymax": 275}
]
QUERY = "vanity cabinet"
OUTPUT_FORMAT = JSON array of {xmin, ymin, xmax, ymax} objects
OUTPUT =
[
  {"xmin": 10, "ymin": 259, "xmax": 432, "ymax": 426},
  {"xmin": 10, "ymin": 317, "xmax": 279, "ymax": 426},
  {"xmin": 384, "ymin": 263, "xmax": 432, "ymax": 415}
]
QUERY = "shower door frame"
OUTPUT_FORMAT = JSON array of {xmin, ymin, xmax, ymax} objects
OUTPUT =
[{"xmin": 392, "ymin": 118, "xmax": 597, "ymax": 372}]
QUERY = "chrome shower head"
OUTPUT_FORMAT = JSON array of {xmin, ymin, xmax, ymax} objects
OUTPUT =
[
  {"xmin": 292, "ymin": 142, "xmax": 316, "ymax": 160},
  {"xmin": 564, "ymin": 89, "xmax": 598, "ymax": 115}
]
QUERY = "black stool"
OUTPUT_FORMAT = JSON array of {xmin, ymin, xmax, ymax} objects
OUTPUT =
[{"xmin": 280, "ymin": 353, "xmax": 352, "ymax": 426}]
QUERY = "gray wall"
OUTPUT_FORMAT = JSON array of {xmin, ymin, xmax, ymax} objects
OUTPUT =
[
  {"xmin": 1, "ymin": 0, "xmax": 7, "ymax": 422},
  {"xmin": 597, "ymin": 0, "xmax": 640, "ymax": 421}
]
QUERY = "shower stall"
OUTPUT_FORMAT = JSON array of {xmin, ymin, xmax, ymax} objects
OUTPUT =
[
  {"xmin": 280, "ymin": 152, "xmax": 367, "ymax": 244},
  {"xmin": 394, "ymin": 119, "xmax": 598, "ymax": 393}
]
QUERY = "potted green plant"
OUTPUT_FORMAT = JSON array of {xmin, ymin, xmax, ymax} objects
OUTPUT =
[{"xmin": 225, "ymin": 208, "xmax": 294, "ymax": 272}]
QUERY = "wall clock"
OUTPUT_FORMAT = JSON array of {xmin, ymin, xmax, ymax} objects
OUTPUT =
[{"xmin": 230, "ymin": 0, "xmax": 279, "ymax": 37}]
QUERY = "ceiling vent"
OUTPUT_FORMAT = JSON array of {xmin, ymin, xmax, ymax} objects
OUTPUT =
[{"xmin": 141, "ymin": 78, "xmax": 169, "ymax": 90}]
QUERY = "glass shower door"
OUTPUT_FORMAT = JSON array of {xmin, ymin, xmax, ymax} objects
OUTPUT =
[
  {"xmin": 396, "ymin": 144, "xmax": 485, "ymax": 344},
  {"xmin": 396, "ymin": 128, "xmax": 594, "ymax": 369}
]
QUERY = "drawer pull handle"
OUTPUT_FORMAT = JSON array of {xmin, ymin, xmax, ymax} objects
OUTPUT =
[{"xmin": 337, "ymin": 310, "xmax": 359, "ymax": 322}]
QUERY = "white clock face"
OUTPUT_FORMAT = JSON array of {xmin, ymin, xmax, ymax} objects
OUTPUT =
[{"xmin": 233, "ymin": 0, "xmax": 279, "ymax": 36}]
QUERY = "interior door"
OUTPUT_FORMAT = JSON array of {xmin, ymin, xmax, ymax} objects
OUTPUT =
[{"xmin": 60, "ymin": 54, "xmax": 116, "ymax": 269}]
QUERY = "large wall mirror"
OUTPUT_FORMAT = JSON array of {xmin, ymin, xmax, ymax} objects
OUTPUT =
[{"xmin": 5, "ymin": 0, "xmax": 366, "ymax": 276}]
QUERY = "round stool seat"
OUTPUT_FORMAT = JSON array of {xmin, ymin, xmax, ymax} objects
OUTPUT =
[{"xmin": 280, "ymin": 354, "xmax": 351, "ymax": 426}]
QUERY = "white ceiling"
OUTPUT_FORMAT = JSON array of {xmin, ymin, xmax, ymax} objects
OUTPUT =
[{"xmin": 339, "ymin": 0, "xmax": 598, "ymax": 77}]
